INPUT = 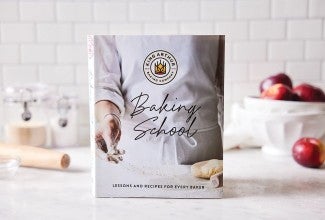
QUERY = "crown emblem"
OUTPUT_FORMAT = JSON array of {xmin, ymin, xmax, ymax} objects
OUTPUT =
[{"xmin": 154, "ymin": 60, "xmax": 167, "ymax": 75}]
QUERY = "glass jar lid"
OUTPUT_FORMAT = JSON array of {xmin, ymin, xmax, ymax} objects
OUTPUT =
[
  {"xmin": 3, "ymin": 83, "xmax": 53, "ymax": 103},
  {"xmin": 3, "ymin": 83, "xmax": 54, "ymax": 121},
  {"xmin": 48, "ymin": 93, "xmax": 78, "ymax": 128}
]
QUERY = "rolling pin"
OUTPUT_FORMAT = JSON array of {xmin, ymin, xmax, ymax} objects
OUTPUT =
[{"xmin": 0, "ymin": 143, "xmax": 70, "ymax": 170}]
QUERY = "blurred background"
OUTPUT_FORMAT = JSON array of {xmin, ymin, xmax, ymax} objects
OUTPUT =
[{"xmin": 0, "ymin": 0, "xmax": 324, "ymax": 146}]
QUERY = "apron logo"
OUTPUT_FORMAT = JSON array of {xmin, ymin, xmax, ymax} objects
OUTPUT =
[{"xmin": 143, "ymin": 50, "xmax": 178, "ymax": 85}]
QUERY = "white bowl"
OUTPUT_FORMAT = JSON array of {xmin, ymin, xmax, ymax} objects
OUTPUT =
[
  {"xmin": 0, "ymin": 156, "xmax": 20, "ymax": 179},
  {"xmin": 244, "ymin": 96, "xmax": 325, "ymax": 114},
  {"xmin": 233, "ymin": 104, "xmax": 325, "ymax": 156}
]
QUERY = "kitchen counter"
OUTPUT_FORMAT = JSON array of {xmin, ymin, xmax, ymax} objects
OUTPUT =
[{"xmin": 1, "ymin": 147, "xmax": 324, "ymax": 220}]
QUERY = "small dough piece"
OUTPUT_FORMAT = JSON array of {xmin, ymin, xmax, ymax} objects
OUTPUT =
[
  {"xmin": 210, "ymin": 172, "xmax": 223, "ymax": 188},
  {"xmin": 191, "ymin": 159, "xmax": 223, "ymax": 179}
]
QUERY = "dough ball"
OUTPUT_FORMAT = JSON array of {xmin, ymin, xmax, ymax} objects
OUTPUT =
[{"xmin": 191, "ymin": 159, "xmax": 223, "ymax": 179}]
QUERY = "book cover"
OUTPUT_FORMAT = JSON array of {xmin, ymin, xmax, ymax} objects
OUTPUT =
[{"xmin": 88, "ymin": 35, "xmax": 224, "ymax": 198}]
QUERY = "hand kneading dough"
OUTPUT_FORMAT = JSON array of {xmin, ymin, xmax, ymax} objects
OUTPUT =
[{"xmin": 191, "ymin": 159, "xmax": 223, "ymax": 179}]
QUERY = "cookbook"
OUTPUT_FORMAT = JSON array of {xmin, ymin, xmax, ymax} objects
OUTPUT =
[{"xmin": 88, "ymin": 35, "xmax": 224, "ymax": 198}]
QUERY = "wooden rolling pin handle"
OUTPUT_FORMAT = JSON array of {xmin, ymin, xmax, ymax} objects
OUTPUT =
[
  {"xmin": 0, "ymin": 143, "xmax": 70, "ymax": 170},
  {"xmin": 60, "ymin": 154, "xmax": 71, "ymax": 169}
]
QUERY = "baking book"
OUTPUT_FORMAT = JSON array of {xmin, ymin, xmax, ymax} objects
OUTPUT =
[{"xmin": 88, "ymin": 35, "xmax": 224, "ymax": 198}]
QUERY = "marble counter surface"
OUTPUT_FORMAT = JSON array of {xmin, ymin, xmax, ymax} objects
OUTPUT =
[{"xmin": 1, "ymin": 147, "xmax": 324, "ymax": 220}]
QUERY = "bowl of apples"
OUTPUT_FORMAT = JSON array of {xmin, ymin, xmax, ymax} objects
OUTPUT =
[
  {"xmin": 241, "ymin": 73, "xmax": 325, "ymax": 156},
  {"xmin": 245, "ymin": 73, "xmax": 325, "ymax": 113}
]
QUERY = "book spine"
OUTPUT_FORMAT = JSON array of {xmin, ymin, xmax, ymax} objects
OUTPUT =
[{"xmin": 87, "ymin": 35, "xmax": 96, "ymax": 196}]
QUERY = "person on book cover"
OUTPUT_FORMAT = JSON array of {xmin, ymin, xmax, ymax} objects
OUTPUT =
[{"xmin": 94, "ymin": 35, "xmax": 223, "ymax": 166}]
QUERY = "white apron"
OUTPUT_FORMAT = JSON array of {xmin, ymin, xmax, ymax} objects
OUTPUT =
[{"xmin": 95, "ymin": 35, "xmax": 223, "ymax": 166}]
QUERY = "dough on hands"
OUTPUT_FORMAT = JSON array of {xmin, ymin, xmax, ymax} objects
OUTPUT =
[{"xmin": 191, "ymin": 159, "xmax": 223, "ymax": 179}]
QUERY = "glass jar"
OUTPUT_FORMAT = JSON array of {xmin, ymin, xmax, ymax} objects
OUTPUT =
[
  {"xmin": 48, "ymin": 94, "xmax": 78, "ymax": 148},
  {"xmin": 2, "ymin": 84, "xmax": 52, "ymax": 147}
]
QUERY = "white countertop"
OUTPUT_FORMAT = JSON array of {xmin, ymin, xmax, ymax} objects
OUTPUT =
[{"xmin": 1, "ymin": 147, "xmax": 324, "ymax": 220}]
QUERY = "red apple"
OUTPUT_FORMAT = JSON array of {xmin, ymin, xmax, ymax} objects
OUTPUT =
[
  {"xmin": 293, "ymin": 83, "xmax": 325, "ymax": 102},
  {"xmin": 292, "ymin": 137, "xmax": 325, "ymax": 168},
  {"xmin": 292, "ymin": 93, "xmax": 301, "ymax": 101},
  {"xmin": 260, "ymin": 73, "xmax": 293, "ymax": 93},
  {"xmin": 261, "ymin": 83, "xmax": 295, "ymax": 101}
]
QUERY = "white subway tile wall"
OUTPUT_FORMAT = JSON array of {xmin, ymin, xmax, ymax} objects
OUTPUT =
[
  {"xmin": 94, "ymin": 2, "xmax": 128, "ymax": 22},
  {"xmin": 20, "ymin": 2, "xmax": 55, "ymax": 21},
  {"xmin": 272, "ymin": 0, "xmax": 308, "ymax": 18},
  {"xmin": 0, "ymin": 0, "xmax": 325, "ymax": 145},
  {"xmin": 37, "ymin": 23, "xmax": 73, "ymax": 42}
]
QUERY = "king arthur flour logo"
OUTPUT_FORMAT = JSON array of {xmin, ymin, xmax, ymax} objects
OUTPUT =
[{"xmin": 143, "ymin": 50, "xmax": 178, "ymax": 85}]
